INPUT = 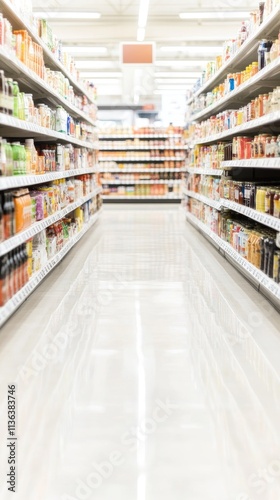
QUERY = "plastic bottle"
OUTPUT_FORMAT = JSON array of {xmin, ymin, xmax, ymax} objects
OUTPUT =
[
  {"xmin": 11, "ymin": 142, "xmax": 21, "ymax": 175},
  {"xmin": 0, "ymin": 70, "xmax": 5, "ymax": 114},
  {"xmin": 25, "ymin": 139, "xmax": 37, "ymax": 174},
  {"xmin": 13, "ymin": 81, "xmax": 20, "ymax": 117}
]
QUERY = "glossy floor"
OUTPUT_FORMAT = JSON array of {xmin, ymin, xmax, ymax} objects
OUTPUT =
[{"xmin": 0, "ymin": 204, "xmax": 280, "ymax": 500}]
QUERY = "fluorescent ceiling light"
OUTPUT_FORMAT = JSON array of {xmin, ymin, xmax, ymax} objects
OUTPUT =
[
  {"xmin": 157, "ymin": 84, "xmax": 192, "ymax": 90},
  {"xmin": 86, "ymin": 79, "xmax": 120, "ymax": 85},
  {"xmin": 155, "ymin": 60, "xmax": 206, "ymax": 67},
  {"xmin": 159, "ymin": 45, "xmax": 222, "ymax": 53},
  {"xmin": 138, "ymin": 0, "xmax": 150, "ymax": 28},
  {"xmin": 137, "ymin": 27, "xmax": 146, "ymax": 42},
  {"xmin": 75, "ymin": 61, "xmax": 116, "ymax": 69},
  {"xmin": 156, "ymin": 78, "xmax": 197, "ymax": 83},
  {"xmin": 156, "ymin": 71, "xmax": 202, "ymax": 77},
  {"xmin": 64, "ymin": 46, "xmax": 107, "ymax": 54},
  {"xmin": 154, "ymin": 89, "xmax": 187, "ymax": 95},
  {"xmin": 80, "ymin": 72, "xmax": 122, "ymax": 77},
  {"xmin": 179, "ymin": 11, "xmax": 250, "ymax": 20},
  {"xmin": 33, "ymin": 11, "xmax": 101, "ymax": 19}
]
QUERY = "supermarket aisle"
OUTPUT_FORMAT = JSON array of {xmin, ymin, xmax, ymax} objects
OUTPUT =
[{"xmin": 0, "ymin": 204, "xmax": 280, "ymax": 500}]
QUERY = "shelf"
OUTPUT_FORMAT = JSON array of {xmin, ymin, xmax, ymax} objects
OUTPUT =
[
  {"xmin": 0, "ymin": 208, "xmax": 101, "ymax": 327},
  {"xmin": 222, "ymin": 158, "xmax": 280, "ymax": 169},
  {"xmin": 98, "ymin": 146, "xmax": 185, "ymax": 151},
  {"xmin": 101, "ymin": 180, "xmax": 181, "ymax": 185},
  {"xmin": 186, "ymin": 167, "xmax": 223, "ymax": 176},
  {"xmin": 0, "ymin": 113, "xmax": 96, "ymax": 148},
  {"xmin": 185, "ymin": 211, "xmax": 280, "ymax": 311},
  {"xmin": 183, "ymin": 188, "xmax": 222, "ymax": 210},
  {"xmin": 99, "ymin": 134, "xmax": 182, "ymax": 139},
  {"xmin": 0, "ymin": 186, "xmax": 102, "ymax": 256},
  {"xmin": 0, "ymin": 46, "xmax": 96, "ymax": 126},
  {"xmin": 191, "ymin": 56, "xmax": 280, "ymax": 122},
  {"xmin": 98, "ymin": 157, "xmax": 185, "ymax": 162},
  {"xmin": 102, "ymin": 195, "xmax": 181, "ymax": 200},
  {"xmin": 193, "ymin": 111, "xmax": 280, "ymax": 146},
  {"xmin": 222, "ymin": 199, "xmax": 280, "ymax": 231},
  {"xmin": 0, "ymin": 0, "xmax": 95, "ymax": 105},
  {"xmin": 187, "ymin": 5, "xmax": 280, "ymax": 104},
  {"xmin": 0, "ymin": 167, "xmax": 98, "ymax": 190},
  {"xmin": 98, "ymin": 167, "xmax": 183, "ymax": 173}
]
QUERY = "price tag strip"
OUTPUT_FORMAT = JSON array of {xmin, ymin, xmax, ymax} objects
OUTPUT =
[{"xmin": 222, "ymin": 199, "xmax": 280, "ymax": 232}]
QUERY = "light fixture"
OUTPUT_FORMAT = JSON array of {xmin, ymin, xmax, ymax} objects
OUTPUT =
[
  {"xmin": 138, "ymin": 0, "xmax": 150, "ymax": 27},
  {"xmin": 79, "ymin": 72, "xmax": 122, "ymax": 77},
  {"xmin": 155, "ymin": 71, "xmax": 202, "ymax": 77},
  {"xmin": 157, "ymin": 84, "xmax": 192, "ymax": 90},
  {"xmin": 154, "ymin": 89, "xmax": 188, "ymax": 95},
  {"xmin": 137, "ymin": 0, "xmax": 150, "ymax": 41},
  {"xmin": 63, "ymin": 46, "xmax": 107, "ymax": 54},
  {"xmin": 179, "ymin": 11, "xmax": 250, "ymax": 20},
  {"xmin": 155, "ymin": 78, "xmax": 197, "ymax": 83},
  {"xmin": 159, "ymin": 45, "xmax": 222, "ymax": 53},
  {"xmin": 137, "ymin": 27, "xmax": 146, "ymax": 42},
  {"xmin": 75, "ymin": 61, "xmax": 116, "ymax": 69},
  {"xmin": 33, "ymin": 11, "xmax": 101, "ymax": 19},
  {"xmin": 155, "ymin": 60, "xmax": 206, "ymax": 67}
]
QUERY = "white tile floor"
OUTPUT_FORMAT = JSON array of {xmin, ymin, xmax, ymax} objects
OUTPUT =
[{"xmin": 0, "ymin": 204, "xmax": 280, "ymax": 500}]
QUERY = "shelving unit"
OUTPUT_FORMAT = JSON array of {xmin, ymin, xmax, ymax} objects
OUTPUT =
[
  {"xmin": 99, "ymin": 129, "xmax": 185, "ymax": 202},
  {"xmin": 187, "ymin": 5, "xmax": 280, "ymax": 105},
  {"xmin": 186, "ymin": 212, "xmax": 280, "ymax": 311},
  {"xmin": 184, "ymin": 6, "xmax": 280, "ymax": 309},
  {"xmin": 0, "ymin": 210, "xmax": 101, "ymax": 328},
  {"xmin": 0, "ymin": 1, "xmax": 101, "ymax": 326}
]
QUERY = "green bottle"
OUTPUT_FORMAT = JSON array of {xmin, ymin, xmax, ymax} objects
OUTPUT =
[{"xmin": 13, "ymin": 81, "xmax": 19, "ymax": 118}]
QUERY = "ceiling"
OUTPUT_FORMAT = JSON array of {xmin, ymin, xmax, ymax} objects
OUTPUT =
[{"xmin": 32, "ymin": 0, "xmax": 259, "ymax": 107}]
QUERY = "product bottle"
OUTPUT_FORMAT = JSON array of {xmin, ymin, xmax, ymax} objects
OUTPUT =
[
  {"xmin": 0, "ymin": 70, "xmax": 5, "ymax": 114},
  {"xmin": 3, "ymin": 192, "xmax": 11, "ymax": 239},
  {"xmin": 0, "ymin": 193, "xmax": 3, "ymax": 242},
  {"xmin": 12, "ymin": 81, "xmax": 19, "ymax": 118},
  {"xmin": 6, "ymin": 78, "xmax": 13, "ymax": 116},
  {"xmin": 0, "ymin": 255, "xmax": 7, "ymax": 306}
]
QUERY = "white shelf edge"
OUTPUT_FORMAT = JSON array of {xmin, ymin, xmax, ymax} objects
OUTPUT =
[
  {"xmin": 0, "ymin": 46, "xmax": 96, "ymax": 127},
  {"xmin": 222, "ymin": 199, "xmax": 280, "ymax": 231},
  {"xmin": 193, "ymin": 111, "xmax": 280, "ymax": 145},
  {"xmin": 98, "ymin": 147, "xmax": 184, "ymax": 151},
  {"xmin": 183, "ymin": 188, "xmax": 222, "ymax": 210},
  {"xmin": 0, "ymin": 113, "xmax": 96, "ymax": 149},
  {"xmin": 98, "ymin": 157, "xmax": 185, "ymax": 162},
  {"xmin": 0, "ymin": 186, "xmax": 102, "ymax": 256},
  {"xmin": 0, "ymin": 166, "xmax": 98, "ymax": 190},
  {"xmin": 0, "ymin": 209, "xmax": 101, "ymax": 327},
  {"xmin": 98, "ymin": 168, "xmax": 183, "ymax": 173},
  {"xmin": 102, "ymin": 195, "xmax": 181, "ymax": 200},
  {"xmin": 99, "ymin": 134, "xmax": 182, "ymax": 139},
  {"xmin": 101, "ymin": 180, "xmax": 181, "ymax": 185},
  {"xmin": 221, "ymin": 159, "xmax": 280, "ymax": 169},
  {"xmin": 187, "ymin": 5, "xmax": 280, "ymax": 104},
  {"xmin": 186, "ymin": 167, "xmax": 223, "ymax": 176},
  {"xmin": 185, "ymin": 211, "xmax": 280, "ymax": 308},
  {"xmin": 0, "ymin": 0, "xmax": 96, "ymax": 106}
]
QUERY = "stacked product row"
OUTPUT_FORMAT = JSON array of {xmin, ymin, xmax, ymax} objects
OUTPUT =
[
  {"xmin": 187, "ymin": 199, "xmax": 280, "ymax": 283},
  {"xmin": 99, "ymin": 127, "xmax": 185, "ymax": 201},
  {"xmin": 190, "ymin": 0, "xmax": 280, "ymax": 96},
  {"xmin": 0, "ymin": 192, "xmax": 102, "ymax": 307},
  {"xmin": 185, "ymin": 2, "xmax": 280, "ymax": 309},
  {"xmin": 0, "ymin": 174, "xmax": 98, "ymax": 239},
  {"xmin": 0, "ymin": 139, "xmax": 97, "ymax": 176},
  {"xmin": 0, "ymin": 7, "xmax": 96, "ymax": 113},
  {"xmin": 186, "ymin": 172, "xmax": 280, "ymax": 217},
  {"xmin": 0, "ymin": 0, "xmax": 100, "ymax": 327},
  {"xmin": 0, "ymin": 69, "xmax": 96, "ymax": 140}
]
